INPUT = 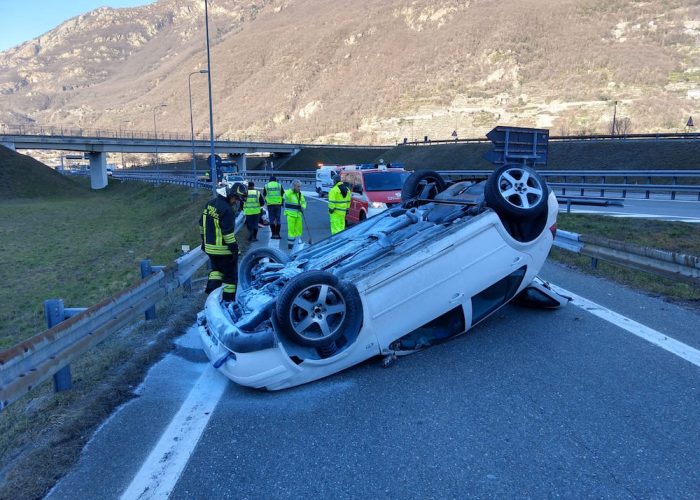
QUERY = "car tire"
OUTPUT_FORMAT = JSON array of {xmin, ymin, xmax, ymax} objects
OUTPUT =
[
  {"xmin": 401, "ymin": 170, "xmax": 446, "ymax": 206},
  {"xmin": 276, "ymin": 270, "xmax": 362, "ymax": 348},
  {"xmin": 238, "ymin": 247, "xmax": 290, "ymax": 291},
  {"xmin": 484, "ymin": 164, "xmax": 548, "ymax": 221}
]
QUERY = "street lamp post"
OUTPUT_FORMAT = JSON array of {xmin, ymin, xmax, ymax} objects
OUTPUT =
[
  {"xmin": 204, "ymin": 0, "xmax": 217, "ymax": 194},
  {"xmin": 189, "ymin": 69, "xmax": 209, "ymax": 197},
  {"xmin": 612, "ymin": 100, "xmax": 618, "ymax": 136},
  {"xmin": 153, "ymin": 104, "xmax": 167, "ymax": 185}
]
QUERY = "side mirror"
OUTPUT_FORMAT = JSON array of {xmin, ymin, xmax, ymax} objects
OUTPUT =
[{"xmin": 353, "ymin": 185, "xmax": 363, "ymax": 194}]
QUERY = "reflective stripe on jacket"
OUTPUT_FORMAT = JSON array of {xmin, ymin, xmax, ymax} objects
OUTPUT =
[
  {"xmin": 199, "ymin": 195, "xmax": 236, "ymax": 255},
  {"xmin": 284, "ymin": 190, "xmax": 307, "ymax": 217},
  {"xmin": 264, "ymin": 181, "xmax": 283, "ymax": 205},
  {"xmin": 244, "ymin": 189, "xmax": 262, "ymax": 215},
  {"xmin": 328, "ymin": 182, "xmax": 351, "ymax": 213}
]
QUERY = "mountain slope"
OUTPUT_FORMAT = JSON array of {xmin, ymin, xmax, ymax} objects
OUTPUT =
[{"xmin": 1, "ymin": 0, "xmax": 698, "ymax": 143}]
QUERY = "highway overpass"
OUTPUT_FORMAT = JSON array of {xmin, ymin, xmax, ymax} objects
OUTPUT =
[{"xmin": 0, "ymin": 130, "xmax": 387, "ymax": 190}]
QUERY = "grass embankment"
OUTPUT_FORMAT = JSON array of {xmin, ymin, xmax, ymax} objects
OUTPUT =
[
  {"xmin": 552, "ymin": 213, "xmax": 700, "ymax": 304},
  {"xmin": 0, "ymin": 180, "xmax": 209, "ymax": 348}
]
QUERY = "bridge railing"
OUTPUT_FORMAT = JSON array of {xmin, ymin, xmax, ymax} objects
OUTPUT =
[{"xmin": 0, "ymin": 123, "xmax": 294, "ymax": 144}]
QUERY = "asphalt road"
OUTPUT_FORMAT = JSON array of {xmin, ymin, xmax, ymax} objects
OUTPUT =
[{"xmin": 49, "ymin": 190, "xmax": 700, "ymax": 499}]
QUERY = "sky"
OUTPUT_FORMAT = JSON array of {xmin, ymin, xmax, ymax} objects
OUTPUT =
[{"xmin": 0, "ymin": 0, "xmax": 154, "ymax": 51}]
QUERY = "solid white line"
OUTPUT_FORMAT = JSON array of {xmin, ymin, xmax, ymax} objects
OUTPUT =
[
  {"xmin": 551, "ymin": 284, "xmax": 700, "ymax": 368},
  {"xmin": 121, "ymin": 366, "xmax": 227, "ymax": 500}
]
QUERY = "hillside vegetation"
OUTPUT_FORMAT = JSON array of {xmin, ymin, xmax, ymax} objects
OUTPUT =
[{"xmin": 0, "ymin": 0, "xmax": 698, "ymax": 143}]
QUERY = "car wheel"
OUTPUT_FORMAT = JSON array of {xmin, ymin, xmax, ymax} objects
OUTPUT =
[
  {"xmin": 401, "ymin": 170, "xmax": 446, "ymax": 206},
  {"xmin": 276, "ymin": 270, "xmax": 362, "ymax": 348},
  {"xmin": 484, "ymin": 164, "xmax": 548, "ymax": 221},
  {"xmin": 238, "ymin": 247, "xmax": 290, "ymax": 290},
  {"xmin": 359, "ymin": 211, "xmax": 367, "ymax": 222}
]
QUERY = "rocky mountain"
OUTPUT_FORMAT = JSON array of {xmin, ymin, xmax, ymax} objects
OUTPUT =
[{"xmin": 0, "ymin": 0, "xmax": 698, "ymax": 144}]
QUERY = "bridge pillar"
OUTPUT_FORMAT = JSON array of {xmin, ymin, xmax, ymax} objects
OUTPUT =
[
  {"xmin": 237, "ymin": 154, "xmax": 247, "ymax": 173},
  {"xmin": 1, "ymin": 141, "xmax": 15, "ymax": 151},
  {"xmin": 88, "ymin": 152, "xmax": 108, "ymax": 189}
]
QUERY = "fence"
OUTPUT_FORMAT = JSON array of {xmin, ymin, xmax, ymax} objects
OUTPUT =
[
  {"xmin": 400, "ymin": 132, "xmax": 700, "ymax": 146},
  {"xmin": 0, "ymin": 216, "xmax": 243, "ymax": 411},
  {"xmin": 553, "ymin": 230, "xmax": 700, "ymax": 284}
]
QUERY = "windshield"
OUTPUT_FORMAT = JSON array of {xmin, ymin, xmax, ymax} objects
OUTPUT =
[{"xmin": 363, "ymin": 172, "xmax": 409, "ymax": 192}]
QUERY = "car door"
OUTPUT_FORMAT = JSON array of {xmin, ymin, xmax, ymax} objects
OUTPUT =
[{"xmin": 344, "ymin": 173, "xmax": 360, "ymax": 224}]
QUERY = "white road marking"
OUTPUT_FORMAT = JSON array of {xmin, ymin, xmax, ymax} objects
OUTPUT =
[
  {"xmin": 551, "ymin": 284, "xmax": 700, "ymax": 368},
  {"xmin": 121, "ymin": 366, "xmax": 227, "ymax": 500}
]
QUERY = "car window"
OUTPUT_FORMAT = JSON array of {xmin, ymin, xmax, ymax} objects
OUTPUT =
[
  {"xmin": 470, "ymin": 266, "xmax": 527, "ymax": 325},
  {"xmin": 362, "ymin": 172, "xmax": 406, "ymax": 192}
]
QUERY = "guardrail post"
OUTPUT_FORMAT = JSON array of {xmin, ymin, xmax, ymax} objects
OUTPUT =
[
  {"xmin": 591, "ymin": 257, "xmax": 599, "ymax": 270},
  {"xmin": 44, "ymin": 299, "xmax": 72, "ymax": 392},
  {"xmin": 566, "ymin": 199, "xmax": 572, "ymax": 213},
  {"xmin": 140, "ymin": 260, "xmax": 157, "ymax": 320}
]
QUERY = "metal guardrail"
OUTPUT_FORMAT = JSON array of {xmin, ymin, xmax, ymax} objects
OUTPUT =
[
  {"xmin": 109, "ymin": 168, "xmax": 700, "ymax": 201},
  {"xmin": 553, "ymin": 230, "xmax": 700, "ymax": 283},
  {"xmin": 0, "ymin": 216, "xmax": 243, "ymax": 411}
]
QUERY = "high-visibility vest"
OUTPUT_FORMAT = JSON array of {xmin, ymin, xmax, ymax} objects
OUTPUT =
[
  {"xmin": 328, "ymin": 182, "xmax": 351, "ymax": 214},
  {"xmin": 284, "ymin": 190, "xmax": 306, "ymax": 217},
  {"xmin": 244, "ymin": 189, "xmax": 261, "ymax": 215},
  {"xmin": 265, "ymin": 181, "xmax": 283, "ymax": 205}
]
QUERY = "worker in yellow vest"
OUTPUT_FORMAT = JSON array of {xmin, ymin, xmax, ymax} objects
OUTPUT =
[
  {"xmin": 263, "ymin": 175, "xmax": 284, "ymax": 239},
  {"xmin": 328, "ymin": 174, "xmax": 351, "ymax": 235},
  {"xmin": 243, "ymin": 181, "xmax": 265, "ymax": 242},
  {"xmin": 283, "ymin": 180, "xmax": 307, "ymax": 250}
]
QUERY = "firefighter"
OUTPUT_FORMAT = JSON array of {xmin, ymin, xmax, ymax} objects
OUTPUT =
[
  {"xmin": 283, "ymin": 180, "xmax": 307, "ymax": 250},
  {"xmin": 263, "ymin": 175, "xmax": 284, "ymax": 239},
  {"xmin": 199, "ymin": 183, "xmax": 247, "ymax": 303},
  {"xmin": 328, "ymin": 174, "xmax": 351, "ymax": 235},
  {"xmin": 243, "ymin": 181, "xmax": 265, "ymax": 242}
]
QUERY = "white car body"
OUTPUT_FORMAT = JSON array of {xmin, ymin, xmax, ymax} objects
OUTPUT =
[{"xmin": 199, "ymin": 174, "xmax": 565, "ymax": 391}]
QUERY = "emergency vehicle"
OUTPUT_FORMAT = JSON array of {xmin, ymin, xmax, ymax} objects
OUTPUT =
[{"xmin": 339, "ymin": 163, "xmax": 410, "ymax": 223}]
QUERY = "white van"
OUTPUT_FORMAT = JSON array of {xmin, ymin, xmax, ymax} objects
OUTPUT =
[{"xmin": 315, "ymin": 165, "xmax": 340, "ymax": 197}]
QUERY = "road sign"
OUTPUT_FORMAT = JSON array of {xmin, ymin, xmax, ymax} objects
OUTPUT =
[
  {"xmin": 687, "ymin": 116, "xmax": 694, "ymax": 128},
  {"xmin": 484, "ymin": 126, "xmax": 549, "ymax": 167},
  {"xmin": 451, "ymin": 130, "xmax": 458, "ymax": 138}
]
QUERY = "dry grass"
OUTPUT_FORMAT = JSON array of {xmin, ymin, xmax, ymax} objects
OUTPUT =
[{"xmin": 0, "ymin": 291, "xmax": 205, "ymax": 500}]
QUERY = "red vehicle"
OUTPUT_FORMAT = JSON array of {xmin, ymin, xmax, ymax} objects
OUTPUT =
[{"xmin": 340, "ymin": 164, "xmax": 410, "ymax": 224}]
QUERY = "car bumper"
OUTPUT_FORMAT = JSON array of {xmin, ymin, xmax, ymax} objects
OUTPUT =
[{"xmin": 197, "ymin": 290, "xmax": 303, "ymax": 390}]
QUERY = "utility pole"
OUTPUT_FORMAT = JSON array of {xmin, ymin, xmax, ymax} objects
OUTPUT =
[
  {"xmin": 611, "ymin": 100, "xmax": 618, "ymax": 136},
  {"xmin": 204, "ymin": 0, "xmax": 217, "ymax": 194},
  {"xmin": 153, "ymin": 104, "xmax": 167, "ymax": 185},
  {"xmin": 189, "ymin": 69, "xmax": 208, "ymax": 197}
]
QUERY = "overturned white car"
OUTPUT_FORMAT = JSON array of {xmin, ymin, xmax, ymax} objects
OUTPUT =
[{"xmin": 198, "ymin": 165, "xmax": 569, "ymax": 390}]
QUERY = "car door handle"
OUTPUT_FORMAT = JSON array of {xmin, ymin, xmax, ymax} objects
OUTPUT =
[{"xmin": 449, "ymin": 292, "xmax": 465, "ymax": 304}]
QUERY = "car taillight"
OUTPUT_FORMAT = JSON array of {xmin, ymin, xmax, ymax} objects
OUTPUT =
[{"xmin": 549, "ymin": 223, "xmax": 557, "ymax": 238}]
